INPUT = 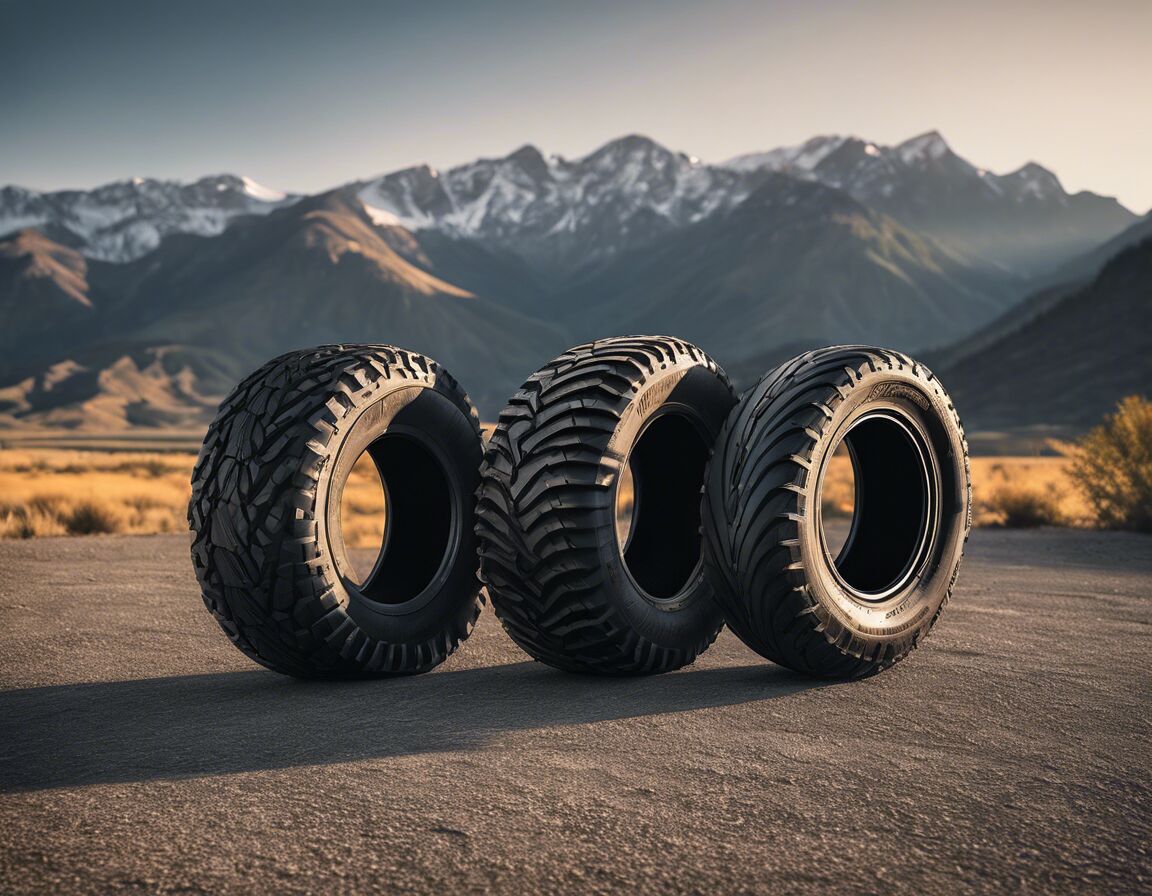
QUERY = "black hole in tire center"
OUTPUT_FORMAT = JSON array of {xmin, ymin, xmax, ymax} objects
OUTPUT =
[
  {"xmin": 825, "ymin": 412, "xmax": 934, "ymax": 597},
  {"xmin": 620, "ymin": 413, "xmax": 709, "ymax": 600},
  {"xmin": 348, "ymin": 434, "xmax": 453, "ymax": 605}
]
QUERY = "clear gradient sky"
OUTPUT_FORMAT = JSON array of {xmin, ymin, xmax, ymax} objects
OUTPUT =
[{"xmin": 3, "ymin": 0, "xmax": 1150, "ymax": 211}]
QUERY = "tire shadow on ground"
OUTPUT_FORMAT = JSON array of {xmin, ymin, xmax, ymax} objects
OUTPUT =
[{"xmin": 0, "ymin": 661, "xmax": 835, "ymax": 793}]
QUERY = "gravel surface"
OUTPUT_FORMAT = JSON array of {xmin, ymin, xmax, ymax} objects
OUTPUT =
[{"xmin": 1, "ymin": 529, "xmax": 1149, "ymax": 895}]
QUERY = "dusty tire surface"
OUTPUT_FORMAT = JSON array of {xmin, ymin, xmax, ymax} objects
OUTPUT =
[
  {"xmin": 702, "ymin": 345, "xmax": 971, "ymax": 678},
  {"xmin": 477, "ymin": 335, "xmax": 737, "ymax": 675},
  {"xmin": 189, "ymin": 344, "xmax": 484, "ymax": 678}
]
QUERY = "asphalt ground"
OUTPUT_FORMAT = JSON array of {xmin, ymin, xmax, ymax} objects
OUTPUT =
[{"xmin": 1, "ymin": 528, "xmax": 1149, "ymax": 894}]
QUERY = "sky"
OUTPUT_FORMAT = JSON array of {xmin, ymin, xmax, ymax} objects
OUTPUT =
[{"xmin": 2, "ymin": 0, "xmax": 1150, "ymax": 211}]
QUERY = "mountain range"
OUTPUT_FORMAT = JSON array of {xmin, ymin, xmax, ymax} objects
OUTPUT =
[{"xmin": 0, "ymin": 131, "xmax": 1146, "ymax": 429}]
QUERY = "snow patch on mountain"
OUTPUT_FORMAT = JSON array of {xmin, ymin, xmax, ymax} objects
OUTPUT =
[
  {"xmin": 359, "ymin": 201, "xmax": 405, "ymax": 228},
  {"xmin": 1002, "ymin": 163, "xmax": 1066, "ymax": 202},
  {"xmin": 352, "ymin": 136, "xmax": 759, "ymax": 269},
  {"xmin": 240, "ymin": 176, "xmax": 287, "ymax": 202},
  {"xmin": 0, "ymin": 175, "xmax": 296, "ymax": 262},
  {"xmin": 897, "ymin": 131, "xmax": 950, "ymax": 163}
]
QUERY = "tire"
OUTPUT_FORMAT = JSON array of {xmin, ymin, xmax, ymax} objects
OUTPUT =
[
  {"xmin": 477, "ymin": 335, "xmax": 737, "ymax": 675},
  {"xmin": 189, "ymin": 344, "xmax": 484, "ymax": 678},
  {"xmin": 702, "ymin": 345, "xmax": 971, "ymax": 678}
]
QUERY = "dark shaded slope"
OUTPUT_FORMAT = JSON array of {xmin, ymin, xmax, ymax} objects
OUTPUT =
[
  {"xmin": 929, "ymin": 213, "xmax": 1152, "ymax": 371},
  {"xmin": 556, "ymin": 175, "xmax": 1015, "ymax": 369},
  {"xmin": 0, "ymin": 230, "xmax": 99, "ymax": 358},
  {"xmin": 944, "ymin": 238, "xmax": 1152, "ymax": 428}
]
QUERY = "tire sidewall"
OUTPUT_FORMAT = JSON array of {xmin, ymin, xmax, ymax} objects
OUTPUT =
[
  {"xmin": 313, "ymin": 380, "xmax": 481, "ymax": 646},
  {"xmin": 799, "ymin": 367, "xmax": 969, "ymax": 645}
]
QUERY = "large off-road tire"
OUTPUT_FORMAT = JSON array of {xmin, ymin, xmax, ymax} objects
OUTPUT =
[
  {"xmin": 189, "ymin": 344, "xmax": 484, "ymax": 678},
  {"xmin": 702, "ymin": 345, "xmax": 971, "ymax": 678},
  {"xmin": 477, "ymin": 335, "xmax": 737, "ymax": 675}
]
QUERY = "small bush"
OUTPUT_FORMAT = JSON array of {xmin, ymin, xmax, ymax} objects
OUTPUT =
[
  {"xmin": 1067, "ymin": 396, "xmax": 1152, "ymax": 532},
  {"xmin": 981, "ymin": 484, "xmax": 1066, "ymax": 528},
  {"xmin": 64, "ymin": 500, "xmax": 124, "ymax": 535}
]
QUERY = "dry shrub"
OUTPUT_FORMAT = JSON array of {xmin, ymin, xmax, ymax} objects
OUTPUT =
[
  {"xmin": 0, "ymin": 448, "xmax": 196, "ymax": 539},
  {"xmin": 969, "ymin": 456, "xmax": 1090, "ymax": 527},
  {"xmin": 0, "ymin": 506, "xmax": 68, "ymax": 538},
  {"xmin": 62, "ymin": 500, "xmax": 125, "ymax": 535},
  {"xmin": 980, "ymin": 483, "xmax": 1066, "ymax": 528},
  {"xmin": 1067, "ymin": 395, "xmax": 1152, "ymax": 532},
  {"xmin": 11, "ymin": 458, "xmax": 54, "ymax": 474}
]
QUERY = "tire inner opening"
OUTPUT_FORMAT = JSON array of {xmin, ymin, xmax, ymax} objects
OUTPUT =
[
  {"xmin": 339, "ymin": 434, "xmax": 453, "ymax": 604},
  {"xmin": 618, "ymin": 413, "xmax": 709, "ymax": 599},
  {"xmin": 822, "ymin": 413, "xmax": 932, "ymax": 596}
]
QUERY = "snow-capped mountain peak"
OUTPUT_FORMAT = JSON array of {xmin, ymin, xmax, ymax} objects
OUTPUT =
[
  {"xmin": 352, "ymin": 134, "xmax": 758, "ymax": 270},
  {"xmin": 1002, "ymin": 162, "xmax": 1065, "ymax": 201},
  {"xmin": 896, "ymin": 130, "xmax": 951, "ymax": 164},
  {"xmin": 0, "ymin": 174, "xmax": 296, "ymax": 262}
]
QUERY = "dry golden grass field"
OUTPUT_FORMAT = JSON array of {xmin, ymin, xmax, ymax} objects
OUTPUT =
[
  {"xmin": 0, "ymin": 446, "xmax": 1093, "ymax": 542},
  {"xmin": 0, "ymin": 449, "xmax": 388, "ymax": 544}
]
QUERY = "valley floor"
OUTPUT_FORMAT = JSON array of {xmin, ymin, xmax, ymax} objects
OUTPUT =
[{"xmin": 0, "ymin": 529, "xmax": 1149, "ymax": 894}]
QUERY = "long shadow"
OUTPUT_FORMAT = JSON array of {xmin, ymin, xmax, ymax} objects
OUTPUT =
[{"xmin": 0, "ymin": 661, "xmax": 829, "ymax": 793}]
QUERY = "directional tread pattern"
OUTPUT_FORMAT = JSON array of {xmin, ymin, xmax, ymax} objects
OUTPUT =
[
  {"xmin": 477, "ymin": 335, "xmax": 729, "ymax": 675},
  {"xmin": 189, "ymin": 344, "xmax": 483, "ymax": 678},
  {"xmin": 702, "ymin": 344, "xmax": 971, "ymax": 679}
]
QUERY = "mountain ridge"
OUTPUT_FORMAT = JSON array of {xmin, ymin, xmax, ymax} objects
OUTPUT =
[
  {"xmin": 3, "ymin": 131, "xmax": 1135, "ymax": 275},
  {"xmin": 0, "ymin": 131, "xmax": 1144, "ymax": 430}
]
